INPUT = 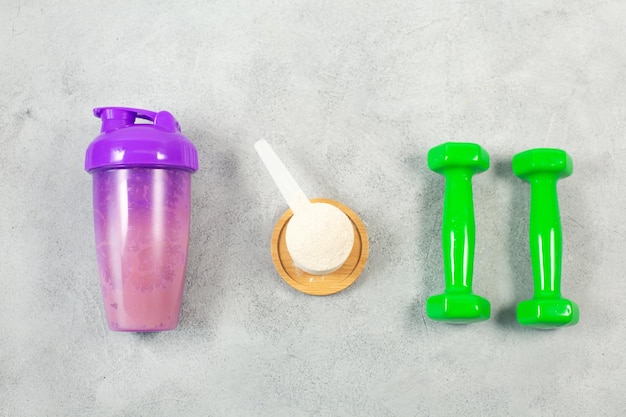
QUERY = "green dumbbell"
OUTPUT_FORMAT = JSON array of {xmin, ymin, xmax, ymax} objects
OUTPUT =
[
  {"xmin": 426, "ymin": 142, "xmax": 491, "ymax": 323},
  {"xmin": 512, "ymin": 148, "xmax": 579, "ymax": 328}
]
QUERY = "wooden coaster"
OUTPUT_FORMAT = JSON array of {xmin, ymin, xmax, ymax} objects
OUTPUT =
[{"xmin": 270, "ymin": 198, "xmax": 369, "ymax": 296}]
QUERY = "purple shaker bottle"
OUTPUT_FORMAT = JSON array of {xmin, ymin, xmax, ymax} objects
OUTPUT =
[{"xmin": 85, "ymin": 107, "xmax": 199, "ymax": 331}]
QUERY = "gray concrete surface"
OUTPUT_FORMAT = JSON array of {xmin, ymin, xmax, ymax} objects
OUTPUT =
[{"xmin": 1, "ymin": 0, "xmax": 625, "ymax": 416}]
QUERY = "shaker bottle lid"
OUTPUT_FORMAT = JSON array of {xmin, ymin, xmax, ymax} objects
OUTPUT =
[{"xmin": 85, "ymin": 107, "xmax": 199, "ymax": 172}]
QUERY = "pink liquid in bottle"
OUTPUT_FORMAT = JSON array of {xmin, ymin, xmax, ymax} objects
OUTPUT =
[{"xmin": 93, "ymin": 168, "xmax": 191, "ymax": 331}]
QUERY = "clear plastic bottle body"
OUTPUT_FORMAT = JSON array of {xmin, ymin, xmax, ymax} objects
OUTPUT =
[{"xmin": 92, "ymin": 167, "xmax": 191, "ymax": 331}]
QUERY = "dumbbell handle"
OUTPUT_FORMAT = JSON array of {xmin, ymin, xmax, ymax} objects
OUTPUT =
[
  {"xmin": 528, "ymin": 174, "xmax": 563, "ymax": 298},
  {"xmin": 442, "ymin": 168, "xmax": 476, "ymax": 293}
]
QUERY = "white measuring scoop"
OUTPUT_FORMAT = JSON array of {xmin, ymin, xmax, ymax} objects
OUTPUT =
[{"xmin": 254, "ymin": 140, "xmax": 355, "ymax": 275}]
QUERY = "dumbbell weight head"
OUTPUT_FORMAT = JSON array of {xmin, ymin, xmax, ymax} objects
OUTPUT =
[
  {"xmin": 427, "ymin": 293, "xmax": 491, "ymax": 324},
  {"xmin": 428, "ymin": 142, "xmax": 490, "ymax": 173},
  {"xmin": 512, "ymin": 148, "xmax": 573, "ymax": 180},
  {"xmin": 517, "ymin": 298, "xmax": 579, "ymax": 328}
]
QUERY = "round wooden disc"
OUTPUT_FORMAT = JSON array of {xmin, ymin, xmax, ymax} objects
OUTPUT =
[{"xmin": 270, "ymin": 198, "xmax": 369, "ymax": 296}]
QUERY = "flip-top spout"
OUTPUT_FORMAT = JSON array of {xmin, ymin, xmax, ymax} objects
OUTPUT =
[{"xmin": 94, "ymin": 107, "xmax": 158, "ymax": 133}]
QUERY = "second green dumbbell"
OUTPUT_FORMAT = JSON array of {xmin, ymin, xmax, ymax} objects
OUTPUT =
[
  {"xmin": 513, "ymin": 148, "xmax": 579, "ymax": 328},
  {"xmin": 426, "ymin": 142, "xmax": 491, "ymax": 323}
]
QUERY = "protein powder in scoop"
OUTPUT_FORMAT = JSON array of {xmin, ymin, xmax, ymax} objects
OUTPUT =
[{"xmin": 285, "ymin": 191, "xmax": 355, "ymax": 275}]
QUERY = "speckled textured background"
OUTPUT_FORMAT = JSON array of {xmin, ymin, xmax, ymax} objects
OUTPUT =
[{"xmin": 1, "ymin": 1, "xmax": 625, "ymax": 416}]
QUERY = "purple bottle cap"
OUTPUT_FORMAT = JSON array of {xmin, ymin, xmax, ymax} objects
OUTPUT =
[{"xmin": 85, "ymin": 107, "xmax": 199, "ymax": 172}]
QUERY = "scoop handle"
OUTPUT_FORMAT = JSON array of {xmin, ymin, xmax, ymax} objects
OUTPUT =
[{"xmin": 254, "ymin": 140, "xmax": 311, "ymax": 214}]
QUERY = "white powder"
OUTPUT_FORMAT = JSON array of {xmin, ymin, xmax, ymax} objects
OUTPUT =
[{"xmin": 285, "ymin": 194, "xmax": 355, "ymax": 275}]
